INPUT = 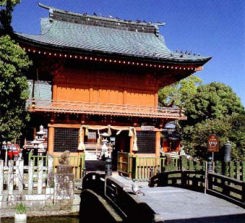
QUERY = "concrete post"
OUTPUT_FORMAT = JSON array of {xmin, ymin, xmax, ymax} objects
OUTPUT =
[
  {"xmin": 38, "ymin": 159, "xmax": 43, "ymax": 194},
  {"xmin": 0, "ymin": 160, "xmax": 3, "ymax": 194},
  {"xmin": 8, "ymin": 160, "xmax": 14, "ymax": 203},
  {"xmin": 16, "ymin": 160, "xmax": 24, "ymax": 194},
  {"xmin": 0, "ymin": 160, "xmax": 2, "ymax": 207},
  {"xmin": 28, "ymin": 160, "xmax": 34, "ymax": 194},
  {"xmin": 8, "ymin": 160, "xmax": 14, "ymax": 195},
  {"xmin": 48, "ymin": 154, "xmax": 53, "ymax": 175},
  {"xmin": 47, "ymin": 154, "xmax": 54, "ymax": 188},
  {"xmin": 4, "ymin": 149, "xmax": 8, "ymax": 167},
  {"xmin": 16, "ymin": 160, "xmax": 24, "ymax": 193}
]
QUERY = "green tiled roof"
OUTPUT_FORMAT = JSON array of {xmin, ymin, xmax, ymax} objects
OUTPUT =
[{"xmin": 16, "ymin": 4, "xmax": 210, "ymax": 64}]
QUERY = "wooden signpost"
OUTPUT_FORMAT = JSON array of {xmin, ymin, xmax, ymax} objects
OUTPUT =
[
  {"xmin": 208, "ymin": 134, "xmax": 219, "ymax": 153},
  {"xmin": 208, "ymin": 134, "xmax": 219, "ymax": 163}
]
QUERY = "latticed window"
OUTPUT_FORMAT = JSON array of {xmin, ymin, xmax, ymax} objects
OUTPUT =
[
  {"xmin": 137, "ymin": 131, "xmax": 155, "ymax": 153},
  {"xmin": 54, "ymin": 128, "xmax": 79, "ymax": 152}
]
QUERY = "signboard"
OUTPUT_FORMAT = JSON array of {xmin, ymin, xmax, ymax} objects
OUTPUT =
[
  {"xmin": 88, "ymin": 132, "xmax": 96, "ymax": 140},
  {"xmin": 141, "ymin": 125, "xmax": 155, "ymax": 131},
  {"xmin": 208, "ymin": 134, "xmax": 219, "ymax": 152}
]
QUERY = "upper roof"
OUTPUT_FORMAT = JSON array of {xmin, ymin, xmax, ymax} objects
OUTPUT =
[{"xmin": 16, "ymin": 3, "xmax": 211, "ymax": 65}]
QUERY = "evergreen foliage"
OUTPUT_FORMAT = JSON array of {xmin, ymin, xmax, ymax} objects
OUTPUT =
[
  {"xmin": 0, "ymin": 1, "xmax": 32, "ymax": 142},
  {"xmin": 158, "ymin": 75, "xmax": 202, "ymax": 107},
  {"xmin": 0, "ymin": 35, "xmax": 32, "ymax": 142},
  {"xmin": 159, "ymin": 79, "xmax": 245, "ymax": 161},
  {"xmin": 0, "ymin": 0, "xmax": 20, "ymax": 35},
  {"xmin": 184, "ymin": 82, "xmax": 244, "ymax": 125}
]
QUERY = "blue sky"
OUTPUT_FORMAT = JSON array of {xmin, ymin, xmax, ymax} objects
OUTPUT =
[{"xmin": 12, "ymin": 0, "xmax": 245, "ymax": 106}]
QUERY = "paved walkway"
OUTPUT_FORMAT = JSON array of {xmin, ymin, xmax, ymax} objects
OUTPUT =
[{"xmin": 112, "ymin": 175, "xmax": 245, "ymax": 222}]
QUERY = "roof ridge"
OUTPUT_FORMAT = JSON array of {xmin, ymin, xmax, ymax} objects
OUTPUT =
[{"xmin": 38, "ymin": 2, "xmax": 165, "ymax": 34}]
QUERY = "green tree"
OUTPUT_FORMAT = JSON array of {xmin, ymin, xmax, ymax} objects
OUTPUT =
[
  {"xmin": 182, "ymin": 82, "xmax": 245, "ymax": 160},
  {"xmin": 0, "ymin": 0, "xmax": 32, "ymax": 142},
  {"xmin": 158, "ymin": 75, "xmax": 202, "ymax": 107},
  {"xmin": 229, "ymin": 112, "xmax": 245, "ymax": 160},
  {"xmin": 0, "ymin": 0, "xmax": 20, "ymax": 35},
  {"xmin": 184, "ymin": 82, "xmax": 244, "ymax": 126},
  {"xmin": 0, "ymin": 35, "xmax": 32, "ymax": 141}
]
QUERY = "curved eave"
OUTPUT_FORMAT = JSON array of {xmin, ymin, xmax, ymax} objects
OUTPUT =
[{"xmin": 14, "ymin": 34, "xmax": 211, "ymax": 67}]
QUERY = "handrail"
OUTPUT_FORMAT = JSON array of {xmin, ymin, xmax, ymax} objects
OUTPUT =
[
  {"xmin": 207, "ymin": 172, "xmax": 245, "ymax": 208},
  {"xmin": 82, "ymin": 173, "xmax": 157, "ymax": 222},
  {"xmin": 26, "ymin": 98, "xmax": 186, "ymax": 119},
  {"xmin": 148, "ymin": 169, "xmax": 245, "ymax": 208},
  {"xmin": 149, "ymin": 170, "xmax": 205, "ymax": 191}
]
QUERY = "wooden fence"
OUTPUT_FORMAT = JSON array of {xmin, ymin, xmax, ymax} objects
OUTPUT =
[
  {"xmin": 117, "ymin": 152, "xmax": 245, "ymax": 182},
  {"xmin": 214, "ymin": 161, "xmax": 245, "ymax": 181}
]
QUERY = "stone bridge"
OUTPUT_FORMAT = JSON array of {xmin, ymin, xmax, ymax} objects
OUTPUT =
[{"xmin": 80, "ymin": 172, "xmax": 245, "ymax": 222}]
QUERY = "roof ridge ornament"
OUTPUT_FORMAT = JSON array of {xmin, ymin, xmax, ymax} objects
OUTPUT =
[{"xmin": 38, "ymin": 2, "xmax": 165, "ymax": 34}]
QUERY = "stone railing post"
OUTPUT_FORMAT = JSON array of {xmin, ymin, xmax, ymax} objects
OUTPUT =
[
  {"xmin": 8, "ymin": 160, "xmax": 14, "ymax": 203},
  {"xmin": 0, "ymin": 160, "xmax": 3, "ymax": 208},
  {"xmin": 0, "ymin": 160, "xmax": 3, "ymax": 195},
  {"xmin": 8, "ymin": 160, "xmax": 14, "ymax": 193},
  {"xmin": 47, "ymin": 154, "xmax": 54, "ymax": 189},
  {"xmin": 48, "ymin": 154, "xmax": 54, "ymax": 175},
  {"xmin": 16, "ymin": 160, "xmax": 24, "ymax": 193},
  {"xmin": 37, "ymin": 159, "xmax": 43, "ymax": 194},
  {"xmin": 28, "ymin": 160, "xmax": 34, "ymax": 194}
]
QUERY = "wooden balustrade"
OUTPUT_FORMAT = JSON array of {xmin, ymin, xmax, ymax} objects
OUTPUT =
[
  {"xmin": 207, "ymin": 172, "xmax": 245, "ymax": 208},
  {"xmin": 27, "ymin": 99, "xmax": 185, "ymax": 119}
]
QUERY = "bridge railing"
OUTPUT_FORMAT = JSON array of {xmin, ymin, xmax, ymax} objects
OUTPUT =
[
  {"xmin": 82, "ymin": 172, "xmax": 158, "ymax": 222},
  {"xmin": 207, "ymin": 172, "xmax": 245, "ymax": 208},
  {"xmin": 149, "ymin": 170, "xmax": 205, "ymax": 192},
  {"xmin": 148, "ymin": 166, "xmax": 245, "ymax": 208}
]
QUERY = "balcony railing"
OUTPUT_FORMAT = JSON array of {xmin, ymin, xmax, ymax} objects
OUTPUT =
[{"xmin": 26, "ymin": 99, "xmax": 186, "ymax": 119}]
